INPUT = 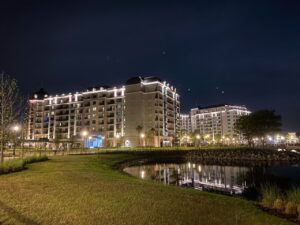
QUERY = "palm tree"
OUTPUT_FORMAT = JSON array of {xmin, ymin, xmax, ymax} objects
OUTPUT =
[
  {"xmin": 136, "ymin": 125, "xmax": 143, "ymax": 146},
  {"xmin": 146, "ymin": 128, "xmax": 156, "ymax": 146}
]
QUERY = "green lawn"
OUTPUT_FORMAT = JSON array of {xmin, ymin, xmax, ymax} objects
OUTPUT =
[{"xmin": 0, "ymin": 153, "xmax": 294, "ymax": 225}]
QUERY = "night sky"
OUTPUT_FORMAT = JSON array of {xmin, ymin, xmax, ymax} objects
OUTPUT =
[{"xmin": 0, "ymin": 0, "xmax": 299, "ymax": 131}]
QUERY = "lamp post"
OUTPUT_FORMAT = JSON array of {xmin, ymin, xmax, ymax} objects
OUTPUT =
[
  {"xmin": 81, "ymin": 130, "xmax": 88, "ymax": 149},
  {"xmin": 196, "ymin": 134, "xmax": 200, "ymax": 149},
  {"xmin": 102, "ymin": 136, "xmax": 105, "ymax": 148},
  {"xmin": 115, "ymin": 134, "xmax": 120, "ymax": 147},
  {"xmin": 12, "ymin": 125, "xmax": 20, "ymax": 158},
  {"xmin": 140, "ymin": 133, "xmax": 145, "ymax": 147}
]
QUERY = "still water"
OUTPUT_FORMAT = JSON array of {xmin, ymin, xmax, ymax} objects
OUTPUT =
[{"xmin": 124, "ymin": 162, "xmax": 300, "ymax": 198}]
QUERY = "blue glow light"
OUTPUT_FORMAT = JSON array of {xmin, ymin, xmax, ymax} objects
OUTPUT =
[{"xmin": 84, "ymin": 135, "xmax": 103, "ymax": 148}]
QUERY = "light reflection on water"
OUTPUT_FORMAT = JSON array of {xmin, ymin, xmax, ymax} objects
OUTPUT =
[{"xmin": 124, "ymin": 163, "xmax": 249, "ymax": 195}]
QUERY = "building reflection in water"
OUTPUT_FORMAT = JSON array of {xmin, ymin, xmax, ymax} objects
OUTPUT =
[{"xmin": 124, "ymin": 163, "xmax": 249, "ymax": 195}]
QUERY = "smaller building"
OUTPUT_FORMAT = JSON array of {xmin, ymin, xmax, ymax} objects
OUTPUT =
[
  {"xmin": 191, "ymin": 104, "xmax": 251, "ymax": 139},
  {"xmin": 179, "ymin": 114, "xmax": 191, "ymax": 134},
  {"xmin": 286, "ymin": 132, "xmax": 299, "ymax": 144}
]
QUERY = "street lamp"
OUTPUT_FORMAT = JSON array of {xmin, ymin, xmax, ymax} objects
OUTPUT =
[
  {"xmin": 81, "ymin": 130, "xmax": 88, "ymax": 149},
  {"xmin": 140, "ymin": 133, "xmax": 145, "ymax": 147},
  {"xmin": 11, "ymin": 125, "xmax": 21, "ymax": 158},
  {"xmin": 81, "ymin": 130, "xmax": 88, "ymax": 137},
  {"xmin": 13, "ymin": 125, "xmax": 20, "ymax": 132},
  {"xmin": 196, "ymin": 134, "xmax": 200, "ymax": 148},
  {"xmin": 115, "ymin": 134, "xmax": 121, "ymax": 147}
]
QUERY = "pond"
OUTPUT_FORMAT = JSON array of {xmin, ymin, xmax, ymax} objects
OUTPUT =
[{"xmin": 124, "ymin": 162, "xmax": 300, "ymax": 199}]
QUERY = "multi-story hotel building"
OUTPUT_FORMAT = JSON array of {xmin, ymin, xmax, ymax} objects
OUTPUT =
[
  {"xmin": 190, "ymin": 104, "xmax": 250, "ymax": 138},
  {"xmin": 27, "ymin": 76, "xmax": 180, "ymax": 148},
  {"xmin": 125, "ymin": 77, "xmax": 180, "ymax": 147},
  {"xmin": 179, "ymin": 114, "xmax": 191, "ymax": 134}
]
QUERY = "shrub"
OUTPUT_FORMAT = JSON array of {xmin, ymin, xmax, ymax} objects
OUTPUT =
[
  {"xmin": 0, "ymin": 155, "xmax": 48, "ymax": 175},
  {"xmin": 285, "ymin": 201, "xmax": 297, "ymax": 216},
  {"xmin": 261, "ymin": 184, "xmax": 279, "ymax": 208},
  {"xmin": 23, "ymin": 155, "xmax": 48, "ymax": 164},
  {"xmin": 273, "ymin": 198, "xmax": 285, "ymax": 211},
  {"xmin": 0, "ymin": 159, "xmax": 25, "ymax": 175},
  {"xmin": 286, "ymin": 188, "xmax": 300, "ymax": 217},
  {"xmin": 287, "ymin": 188, "xmax": 300, "ymax": 205}
]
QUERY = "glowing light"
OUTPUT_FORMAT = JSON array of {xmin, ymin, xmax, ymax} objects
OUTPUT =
[
  {"xmin": 196, "ymin": 134, "xmax": 200, "ymax": 139},
  {"xmin": 12, "ymin": 125, "xmax": 20, "ymax": 132},
  {"xmin": 198, "ymin": 165, "xmax": 202, "ymax": 172},
  {"xmin": 140, "ymin": 133, "xmax": 145, "ymax": 138},
  {"xmin": 267, "ymin": 136, "xmax": 273, "ymax": 141},
  {"xmin": 81, "ymin": 130, "xmax": 88, "ymax": 137}
]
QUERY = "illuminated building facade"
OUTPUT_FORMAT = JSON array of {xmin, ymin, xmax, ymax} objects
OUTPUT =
[
  {"xmin": 27, "ymin": 86, "xmax": 125, "ymax": 147},
  {"xmin": 190, "ymin": 104, "xmax": 251, "ymax": 138},
  {"xmin": 124, "ymin": 77, "xmax": 180, "ymax": 147},
  {"xmin": 27, "ymin": 76, "xmax": 180, "ymax": 147},
  {"xmin": 179, "ymin": 114, "xmax": 192, "ymax": 134}
]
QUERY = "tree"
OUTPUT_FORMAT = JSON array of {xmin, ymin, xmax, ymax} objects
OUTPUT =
[
  {"xmin": 146, "ymin": 128, "xmax": 156, "ymax": 146},
  {"xmin": 235, "ymin": 110, "xmax": 282, "ymax": 147},
  {"xmin": 68, "ymin": 134, "xmax": 79, "ymax": 150},
  {"xmin": 0, "ymin": 72, "xmax": 22, "ymax": 163},
  {"xmin": 136, "ymin": 125, "xmax": 143, "ymax": 146}
]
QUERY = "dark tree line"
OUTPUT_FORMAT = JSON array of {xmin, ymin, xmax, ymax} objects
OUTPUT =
[{"xmin": 235, "ymin": 110, "xmax": 282, "ymax": 147}]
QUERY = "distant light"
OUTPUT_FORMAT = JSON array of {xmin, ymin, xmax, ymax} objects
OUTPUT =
[
  {"xmin": 140, "ymin": 133, "xmax": 145, "ymax": 138},
  {"xmin": 198, "ymin": 165, "xmax": 202, "ymax": 172},
  {"xmin": 12, "ymin": 125, "xmax": 20, "ymax": 132},
  {"xmin": 81, "ymin": 130, "xmax": 88, "ymax": 137},
  {"xmin": 267, "ymin": 136, "xmax": 273, "ymax": 141}
]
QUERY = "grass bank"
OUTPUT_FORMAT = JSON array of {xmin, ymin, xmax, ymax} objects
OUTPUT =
[
  {"xmin": 0, "ymin": 152, "xmax": 295, "ymax": 225},
  {"xmin": 0, "ymin": 155, "xmax": 48, "ymax": 175}
]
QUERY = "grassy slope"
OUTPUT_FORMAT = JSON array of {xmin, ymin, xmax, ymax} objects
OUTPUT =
[{"xmin": 0, "ymin": 153, "xmax": 294, "ymax": 225}]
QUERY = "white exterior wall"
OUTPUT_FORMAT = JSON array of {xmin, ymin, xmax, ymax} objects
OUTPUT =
[
  {"xmin": 191, "ymin": 105, "xmax": 250, "ymax": 138},
  {"xmin": 28, "ymin": 86, "xmax": 125, "ymax": 147},
  {"xmin": 28, "ymin": 77, "xmax": 180, "ymax": 147},
  {"xmin": 179, "ymin": 114, "xmax": 191, "ymax": 133}
]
